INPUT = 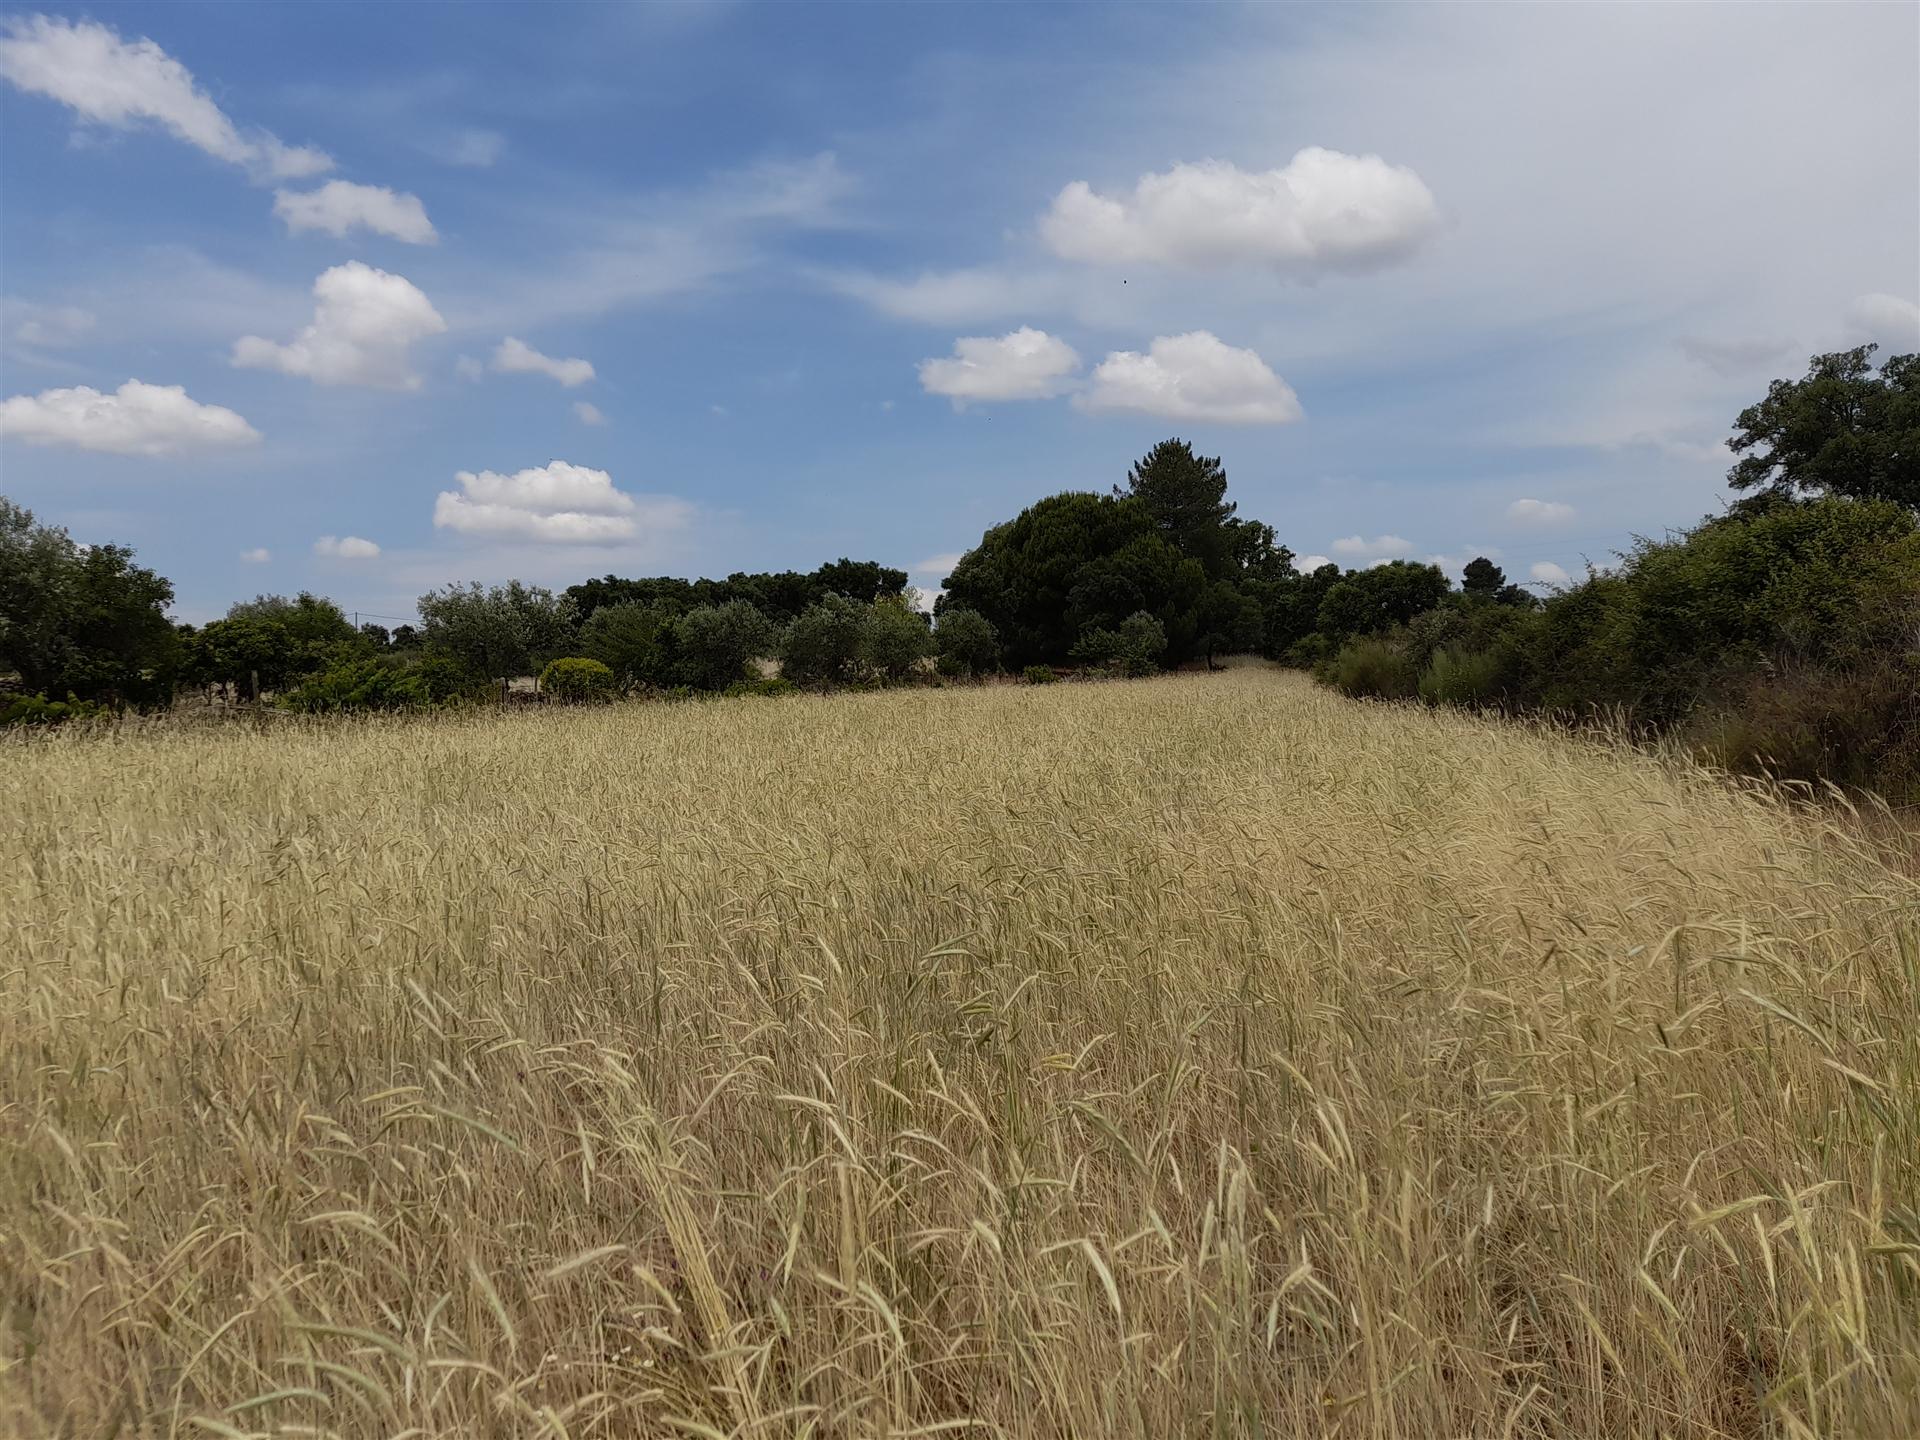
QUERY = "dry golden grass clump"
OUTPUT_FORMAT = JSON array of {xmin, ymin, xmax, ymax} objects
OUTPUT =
[{"xmin": 3, "ymin": 667, "xmax": 1917, "ymax": 1438}]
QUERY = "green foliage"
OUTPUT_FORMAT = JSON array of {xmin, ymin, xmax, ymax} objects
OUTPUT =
[
  {"xmin": 579, "ymin": 601, "xmax": 675, "ymax": 690},
  {"xmin": 1418, "ymin": 647, "xmax": 1509, "ymax": 708},
  {"xmin": 565, "ymin": 558, "xmax": 908, "ymax": 626},
  {"xmin": 672, "ymin": 601, "xmax": 777, "ymax": 692},
  {"xmin": 1728, "ymin": 346, "xmax": 1918, "ymax": 507},
  {"xmin": 418, "ymin": 580, "xmax": 577, "ymax": 683},
  {"xmin": 781, "ymin": 593, "xmax": 869, "ymax": 689},
  {"xmin": 1114, "ymin": 438, "xmax": 1236, "ymax": 576},
  {"xmin": 0, "ymin": 497, "xmax": 179, "ymax": 707},
  {"xmin": 1316, "ymin": 561, "xmax": 1451, "ymax": 645},
  {"xmin": 862, "ymin": 595, "xmax": 931, "ymax": 683},
  {"xmin": 539, "ymin": 656, "xmax": 616, "ymax": 703},
  {"xmin": 1323, "ymin": 637, "xmax": 1420, "ymax": 700},
  {"xmin": 1022, "ymin": 664, "xmax": 1058, "ymax": 685},
  {"xmin": 933, "ymin": 607, "xmax": 1000, "ymax": 678},
  {"xmin": 1194, "ymin": 580, "xmax": 1264, "ymax": 665},
  {"xmin": 278, "ymin": 657, "xmax": 433, "ymax": 714},
  {"xmin": 1069, "ymin": 611, "xmax": 1168, "ymax": 677},
  {"xmin": 1, "ymin": 692, "xmax": 110, "ymax": 727}
]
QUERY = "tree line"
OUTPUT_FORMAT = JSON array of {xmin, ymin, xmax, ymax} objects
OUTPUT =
[{"xmin": 4, "ymin": 344, "xmax": 1914, "ymax": 801}]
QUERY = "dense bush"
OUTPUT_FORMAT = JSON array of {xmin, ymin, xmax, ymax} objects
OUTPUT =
[
  {"xmin": 1023, "ymin": 665, "xmax": 1058, "ymax": 685},
  {"xmin": 934, "ymin": 607, "xmax": 1001, "ymax": 678},
  {"xmin": 862, "ymin": 595, "xmax": 932, "ymax": 683},
  {"xmin": 1418, "ymin": 647, "xmax": 1508, "ymax": 708},
  {"xmin": 672, "ymin": 601, "xmax": 777, "ymax": 692},
  {"xmin": 1069, "ymin": 611, "xmax": 1169, "ymax": 677},
  {"xmin": 1323, "ymin": 637, "xmax": 1419, "ymax": 700},
  {"xmin": 579, "ymin": 601, "xmax": 675, "ymax": 691},
  {"xmin": 723, "ymin": 676, "xmax": 799, "ymax": 699},
  {"xmin": 781, "ymin": 594, "xmax": 870, "ymax": 689},
  {"xmin": 1, "ymin": 692, "xmax": 110, "ymax": 727},
  {"xmin": 279, "ymin": 657, "xmax": 434, "ymax": 714},
  {"xmin": 540, "ymin": 656, "xmax": 616, "ymax": 703}
]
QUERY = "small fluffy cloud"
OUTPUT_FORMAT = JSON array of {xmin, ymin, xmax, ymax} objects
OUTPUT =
[
  {"xmin": 1042, "ymin": 149, "xmax": 1439, "ymax": 272},
  {"xmin": 1846, "ymin": 293, "xmax": 1920, "ymax": 347},
  {"xmin": 0, "ymin": 15, "xmax": 330, "ymax": 180},
  {"xmin": 1507, "ymin": 497, "xmax": 1576, "ymax": 525},
  {"xmin": 433, "ymin": 460, "xmax": 689, "ymax": 545},
  {"xmin": 918, "ymin": 327, "xmax": 1080, "ymax": 405},
  {"xmin": 915, "ymin": 552, "xmax": 965, "ymax": 578},
  {"xmin": 240, "ymin": 547, "xmax": 271, "ymax": 564},
  {"xmin": 1077, "ymin": 331, "xmax": 1301, "ymax": 424},
  {"xmin": 1530, "ymin": 561, "xmax": 1572, "ymax": 586},
  {"xmin": 573, "ymin": 401, "xmax": 607, "ymax": 426},
  {"xmin": 1331, "ymin": 534, "xmax": 1414, "ymax": 559},
  {"xmin": 273, "ymin": 181, "xmax": 436, "ymax": 244},
  {"xmin": 233, "ymin": 262, "xmax": 445, "ymax": 389},
  {"xmin": 1296, "ymin": 554, "xmax": 1332, "ymax": 572},
  {"xmin": 314, "ymin": 535, "xmax": 380, "ymax": 559},
  {"xmin": 492, "ymin": 337, "xmax": 595, "ymax": 387},
  {"xmin": 0, "ymin": 378, "xmax": 259, "ymax": 455}
]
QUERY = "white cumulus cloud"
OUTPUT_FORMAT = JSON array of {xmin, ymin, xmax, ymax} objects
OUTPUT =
[
  {"xmin": 1530, "ymin": 561, "xmax": 1572, "ymax": 586},
  {"xmin": 240, "ymin": 547, "xmax": 271, "ymax": 564},
  {"xmin": 491, "ymin": 337, "xmax": 595, "ymax": 387},
  {"xmin": 1507, "ymin": 498, "xmax": 1576, "ymax": 525},
  {"xmin": 1846, "ymin": 293, "xmax": 1920, "ymax": 347},
  {"xmin": 1077, "ymin": 331, "xmax": 1301, "ymax": 424},
  {"xmin": 0, "ymin": 378, "xmax": 259, "ymax": 455},
  {"xmin": 273, "ymin": 180, "xmax": 436, "ymax": 243},
  {"xmin": 1296, "ymin": 554, "xmax": 1332, "ymax": 572},
  {"xmin": 918, "ymin": 327, "xmax": 1080, "ymax": 405},
  {"xmin": 233, "ymin": 262, "xmax": 446, "ymax": 389},
  {"xmin": 0, "ymin": 14, "xmax": 330, "ymax": 180},
  {"xmin": 573, "ymin": 401, "xmax": 607, "ymax": 426},
  {"xmin": 314, "ymin": 535, "xmax": 380, "ymax": 559},
  {"xmin": 1042, "ymin": 149, "xmax": 1440, "ymax": 272},
  {"xmin": 433, "ymin": 460, "xmax": 688, "ymax": 545},
  {"xmin": 1331, "ymin": 534, "xmax": 1414, "ymax": 559}
]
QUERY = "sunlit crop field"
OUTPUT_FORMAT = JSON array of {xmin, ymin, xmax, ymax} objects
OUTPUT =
[{"xmin": 4, "ymin": 667, "xmax": 1917, "ymax": 1438}]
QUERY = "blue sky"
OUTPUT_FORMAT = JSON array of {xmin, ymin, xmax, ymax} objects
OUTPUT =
[{"xmin": 2, "ymin": 2, "xmax": 1916, "ymax": 624}]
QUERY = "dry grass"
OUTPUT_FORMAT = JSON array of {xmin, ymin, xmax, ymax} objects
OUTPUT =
[{"xmin": 3, "ymin": 667, "xmax": 1918, "ymax": 1438}]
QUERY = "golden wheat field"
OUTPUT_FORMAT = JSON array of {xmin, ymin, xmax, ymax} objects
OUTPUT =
[{"xmin": 3, "ymin": 666, "xmax": 1918, "ymax": 1439}]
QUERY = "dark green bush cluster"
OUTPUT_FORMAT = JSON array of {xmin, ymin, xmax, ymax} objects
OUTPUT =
[
  {"xmin": 279, "ymin": 657, "xmax": 435, "ymax": 714},
  {"xmin": 539, "ymin": 656, "xmax": 616, "ymax": 703},
  {"xmin": 1, "ymin": 692, "xmax": 110, "ymax": 727},
  {"xmin": 1023, "ymin": 665, "xmax": 1058, "ymax": 685},
  {"xmin": 1317, "ymin": 495, "xmax": 1920, "ymax": 800},
  {"xmin": 1068, "ymin": 611, "xmax": 1169, "ymax": 678},
  {"xmin": 723, "ymin": 676, "xmax": 798, "ymax": 699}
]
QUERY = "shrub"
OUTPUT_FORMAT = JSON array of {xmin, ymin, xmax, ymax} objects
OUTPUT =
[
  {"xmin": 863, "ymin": 595, "xmax": 931, "ymax": 683},
  {"xmin": 279, "ymin": 657, "xmax": 433, "ymax": 714},
  {"xmin": 1023, "ymin": 665, "xmax": 1058, "ymax": 685},
  {"xmin": 1069, "ymin": 611, "xmax": 1168, "ymax": 677},
  {"xmin": 782, "ymin": 594, "xmax": 869, "ymax": 688},
  {"xmin": 934, "ymin": 607, "xmax": 1001, "ymax": 678},
  {"xmin": 1324, "ymin": 637, "xmax": 1418, "ymax": 699},
  {"xmin": 672, "ymin": 602, "xmax": 778, "ymax": 692},
  {"xmin": 540, "ymin": 656, "xmax": 616, "ymax": 704},
  {"xmin": 580, "ymin": 601, "xmax": 676, "ymax": 691},
  {"xmin": 0, "ymin": 692, "xmax": 109, "ymax": 727},
  {"xmin": 1687, "ymin": 658, "xmax": 1920, "ymax": 803},
  {"xmin": 1419, "ymin": 647, "xmax": 1508, "ymax": 708}
]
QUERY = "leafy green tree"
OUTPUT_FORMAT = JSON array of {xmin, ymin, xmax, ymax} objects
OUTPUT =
[
  {"xmin": 1224, "ymin": 517, "xmax": 1294, "ymax": 582},
  {"xmin": 539, "ymin": 656, "xmax": 617, "ymax": 703},
  {"xmin": 813, "ymin": 558, "xmax": 910, "ymax": 604},
  {"xmin": 862, "ymin": 594, "xmax": 930, "ymax": 683},
  {"xmin": 1114, "ymin": 439, "xmax": 1237, "ymax": 575},
  {"xmin": 580, "ymin": 601, "xmax": 677, "ymax": 690},
  {"xmin": 1316, "ymin": 562, "xmax": 1451, "ymax": 644},
  {"xmin": 1727, "ymin": 345, "xmax": 1918, "ymax": 508},
  {"xmin": 781, "ymin": 593, "xmax": 870, "ymax": 688},
  {"xmin": 1194, "ymin": 580, "xmax": 1264, "ymax": 667},
  {"xmin": 0, "ymin": 498, "xmax": 179, "ymax": 706},
  {"xmin": 418, "ymin": 580, "xmax": 578, "ymax": 683},
  {"xmin": 672, "ymin": 601, "xmax": 776, "ymax": 691},
  {"xmin": 186, "ymin": 615, "xmax": 302, "ymax": 697},
  {"xmin": 1461, "ymin": 557, "xmax": 1505, "ymax": 599},
  {"xmin": 933, "ymin": 607, "xmax": 1000, "ymax": 677}
]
